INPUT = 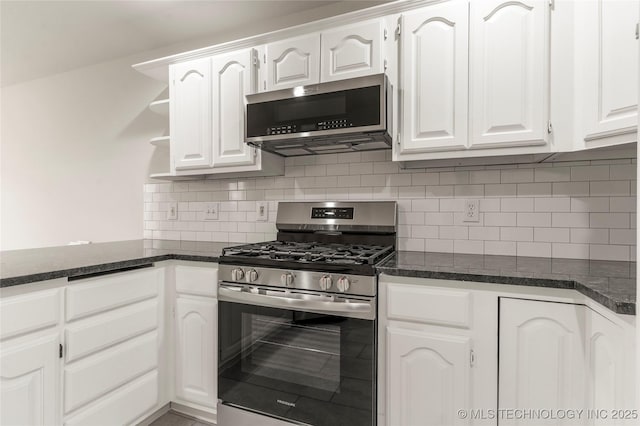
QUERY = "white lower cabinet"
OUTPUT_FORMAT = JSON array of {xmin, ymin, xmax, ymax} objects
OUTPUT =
[
  {"xmin": 62, "ymin": 267, "xmax": 165, "ymax": 425},
  {"xmin": 499, "ymin": 298, "xmax": 587, "ymax": 425},
  {"xmin": 500, "ymin": 298, "xmax": 636, "ymax": 426},
  {"xmin": 387, "ymin": 328, "xmax": 471, "ymax": 426},
  {"xmin": 380, "ymin": 276, "xmax": 498, "ymax": 426},
  {"xmin": 174, "ymin": 295, "xmax": 217, "ymax": 408},
  {"xmin": 0, "ymin": 331, "xmax": 61, "ymax": 426},
  {"xmin": 172, "ymin": 263, "xmax": 218, "ymax": 421}
]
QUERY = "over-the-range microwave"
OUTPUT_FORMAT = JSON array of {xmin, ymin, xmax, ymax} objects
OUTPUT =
[{"xmin": 245, "ymin": 73, "xmax": 392, "ymax": 157}]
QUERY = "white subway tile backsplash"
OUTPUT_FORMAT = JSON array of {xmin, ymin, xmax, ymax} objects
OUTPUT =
[
  {"xmin": 552, "ymin": 212, "xmax": 590, "ymax": 228},
  {"xmin": 552, "ymin": 243, "xmax": 589, "ymax": 259},
  {"xmin": 590, "ymin": 244, "xmax": 629, "ymax": 261},
  {"xmin": 501, "ymin": 169, "xmax": 534, "ymax": 183},
  {"xmin": 570, "ymin": 228, "xmax": 609, "ymax": 244},
  {"xmin": 535, "ymin": 197, "xmax": 570, "ymax": 212},
  {"xmin": 500, "ymin": 227, "xmax": 533, "ymax": 242},
  {"xmin": 501, "ymin": 198, "xmax": 534, "ymax": 212},
  {"xmin": 145, "ymin": 156, "xmax": 635, "ymax": 261},
  {"xmin": 570, "ymin": 165, "xmax": 609, "ymax": 181},
  {"xmin": 610, "ymin": 229, "xmax": 636, "ymax": 245},
  {"xmin": 590, "ymin": 181, "xmax": 630, "ymax": 196},
  {"xmin": 517, "ymin": 242, "xmax": 551, "ymax": 257},
  {"xmin": 484, "ymin": 212, "xmax": 517, "ymax": 227},
  {"xmin": 517, "ymin": 183, "xmax": 551, "ymax": 197},
  {"xmin": 484, "ymin": 241, "xmax": 517, "ymax": 256}
]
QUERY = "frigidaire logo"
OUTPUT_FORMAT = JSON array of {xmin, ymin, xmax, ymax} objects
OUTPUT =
[{"xmin": 277, "ymin": 399, "xmax": 296, "ymax": 407}]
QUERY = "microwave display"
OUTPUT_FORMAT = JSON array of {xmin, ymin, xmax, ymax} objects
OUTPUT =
[{"xmin": 246, "ymin": 85, "xmax": 381, "ymax": 138}]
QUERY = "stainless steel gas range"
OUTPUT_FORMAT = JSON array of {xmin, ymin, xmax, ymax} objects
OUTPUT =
[{"xmin": 217, "ymin": 201, "xmax": 397, "ymax": 426}]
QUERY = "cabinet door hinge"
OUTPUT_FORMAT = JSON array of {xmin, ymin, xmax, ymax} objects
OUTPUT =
[
  {"xmin": 59, "ymin": 344, "xmax": 63, "ymax": 359},
  {"xmin": 395, "ymin": 23, "xmax": 401, "ymax": 37},
  {"xmin": 547, "ymin": 120, "xmax": 553, "ymax": 134},
  {"xmin": 549, "ymin": 0, "xmax": 554, "ymax": 11},
  {"xmin": 396, "ymin": 133, "xmax": 401, "ymax": 145},
  {"xmin": 384, "ymin": 59, "xmax": 388, "ymax": 72},
  {"xmin": 470, "ymin": 349, "xmax": 475, "ymax": 367},
  {"xmin": 263, "ymin": 80, "xmax": 266, "ymax": 91},
  {"xmin": 636, "ymin": 22, "xmax": 639, "ymax": 40},
  {"xmin": 263, "ymin": 54, "xmax": 266, "ymax": 64},
  {"xmin": 384, "ymin": 28, "xmax": 388, "ymax": 40}
]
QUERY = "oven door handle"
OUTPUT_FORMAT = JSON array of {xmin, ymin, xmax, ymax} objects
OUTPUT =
[{"xmin": 218, "ymin": 287, "xmax": 375, "ymax": 320}]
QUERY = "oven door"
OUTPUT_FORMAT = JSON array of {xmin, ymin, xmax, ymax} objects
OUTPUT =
[{"xmin": 218, "ymin": 284, "xmax": 376, "ymax": 426}]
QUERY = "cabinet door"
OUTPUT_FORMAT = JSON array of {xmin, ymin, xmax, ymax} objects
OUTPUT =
[
  {"xmin": 580, "ymin": 0, "xmax": 639, "ymax": 143},
  {"xmin": 265, "ymin": 33, "xmax": 320, "ymax": 91},
  {"xmin": 399, "ymin": 1, "xmax": 469, "ymax": 154},
  {"xmin": 175, "ymin": 296, "xmax": 217, "ymax": 408},
  {"xmin": 170, "ymin": 57, "xmax": 212, "ymax": 170},
  {"xmin": 387, "ymin": 327, "xmax": 470, "ymax": 426},
  {"xmin": 587, "ymin": 310, "xmax": 633, "ymax": 423},
  {"xmin": 469, "ymin": 0, "xmax": 549, "ymax": 149},
  {"xmin": 320, "ymin": 20, "xmax": 383, "ymax": 82},
  {"xmin": 499, "ymin": 298, "xmax": 586, "ymax": 425},
  {"xmin": 211, "ymin": 49, "xmax": 257, "ymax": 168},
  {"xmin": 1, "ymin": 333, "xmax": 60, "ymax": 426}
]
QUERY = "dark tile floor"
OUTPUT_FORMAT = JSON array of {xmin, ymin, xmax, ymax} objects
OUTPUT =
[{"xmin": 149, "ymin": 411, "xmax": 211, "ymax": 426}]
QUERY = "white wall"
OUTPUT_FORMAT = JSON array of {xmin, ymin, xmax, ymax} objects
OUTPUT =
[
  {"xmin": 0, "ymin": 1, "xmax": 384, "ymax": 251},
  {"xmin": 1, "ymin": 53, "xmax": 167, "ymax": 250}
]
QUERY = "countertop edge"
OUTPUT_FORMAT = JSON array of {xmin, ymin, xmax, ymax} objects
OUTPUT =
[
  {"xmin": 376, "ymin": 266, "xmax": 636, "ymax": 316},
  {"xmin": 0, "ymin": 254, "xmax": 221, "ymax": 288}
]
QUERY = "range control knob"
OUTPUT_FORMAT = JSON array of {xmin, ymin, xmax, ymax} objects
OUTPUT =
[
  {"xmin": 336, "ymin": 276, "xmax": 350, "ymax": 293},
  {"xmin": 280, "ymin": 273, "xmax": 294, "ymax": 287},
  {"xmin": 246, "ymin": 269, "xmax": 258, "ymax": 283},
  {"xmin": 231, "ymin": 268, "xmax": 244, "ymax": 282},
  {"xmin": 319, "ymin": 275, "xmax": 333, "ymax": 290}
]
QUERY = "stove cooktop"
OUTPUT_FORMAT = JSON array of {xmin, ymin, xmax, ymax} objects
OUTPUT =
[{"xmin": 222, "ymin": 240, "xmax": 392, "ymax": 265}]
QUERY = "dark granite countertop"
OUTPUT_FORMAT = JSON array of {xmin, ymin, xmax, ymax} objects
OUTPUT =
[
  {"xmin": 377, "ymin": 251, "xmax": 637, "ymax": 315},
  {"xmin": 2, "ymin": 242, "xmax": 636, "ymax": 315},
  {"xmin": 0, "ymin": 239, "xmax": 225, "ymax": 287}
]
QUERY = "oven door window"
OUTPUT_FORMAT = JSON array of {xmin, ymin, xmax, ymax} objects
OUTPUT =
[{"xmin": 218, "ymin": 301, "xmax": 375, "ymax": 426}]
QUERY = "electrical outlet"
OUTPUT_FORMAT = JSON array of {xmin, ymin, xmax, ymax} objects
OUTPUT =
[
  {"xmin": 464, "ymin": 199, "xmax": 479, "ymax": 222},
  {"xmin": 204, "ymin": 202, "xmax": 219, "ymax": 220},
  {"xmin": 167, "ymin": 202, "xmax": 178, "ymax": 220},
  {"xmin": 256, "ymin": 202, "xmax": 268, "ymax": 222}
]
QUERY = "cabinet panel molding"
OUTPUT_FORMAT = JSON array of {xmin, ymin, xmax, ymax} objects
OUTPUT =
[{"xmin": 0, "ymin": 333, "xmax": 60, "ymax": 426}]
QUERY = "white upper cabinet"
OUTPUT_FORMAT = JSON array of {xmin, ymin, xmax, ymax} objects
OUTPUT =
[
  {"xmin": 469, "ymin": 0, "xmax": 549, "ymax": 149},
  {"xmin": 170, "ymin": 57, "xmax": 213, "ymax": 170},
  {"xmin": 399, "ymin": 1, "xmax": 469, "ymax": 154},
  {"xmin": 320, "ymin": 20, "xmax": 384, "ymax": 82},
  {"xmin": 265, "ymin": 34, "xmax": 320, "ymax": 91},
  {"xmin": 576, "ymin": 0, "xmax": 639, "ymax": 147},
  {"xmin": 211, "ymin": 49, "xmax": 258, "ymax": 168}
]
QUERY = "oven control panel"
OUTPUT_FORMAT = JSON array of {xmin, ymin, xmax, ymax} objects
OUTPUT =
[
  {"xmin": 219, "ymin": 265, "xmax": 375, "ymax": 297},
  {"xmin": 311, "ymin": 207, "xmax": 354, "ymax": 219}
]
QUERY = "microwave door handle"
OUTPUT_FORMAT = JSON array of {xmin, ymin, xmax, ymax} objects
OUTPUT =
[{"xmin": 218, "ymin": 287, "xmax": 374, "ymax": 320}]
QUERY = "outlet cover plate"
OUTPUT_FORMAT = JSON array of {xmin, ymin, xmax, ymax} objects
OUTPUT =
[
  {"xmin": 256, "ymin": 202, "xmax": 268, "ymax": 222},
  {"xmin": 204, "ymin": 202, "xmax": 219, "ymax": 220},
  {"xmin": 464, "ymin": 199, "xmax": 480, "ymax": 222},
  {"xmin": 167, "ymin": 202, "xmax": 178, "ymax": 220}
]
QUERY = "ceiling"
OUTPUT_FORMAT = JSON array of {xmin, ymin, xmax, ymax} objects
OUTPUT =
[{"xmin": 1, "ymin": 0, "xmax": 389, "ymax": 87}]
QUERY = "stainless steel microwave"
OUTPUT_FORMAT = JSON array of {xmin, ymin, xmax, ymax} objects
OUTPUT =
[{"xmin": 245, "ymin": 74, "xmax": 392, "ymax": 157}]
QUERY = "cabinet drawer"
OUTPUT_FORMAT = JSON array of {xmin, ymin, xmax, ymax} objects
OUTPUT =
[
  {"xmin": 66, "ymin": 268, "xmax": 161, "ymax": 321},
  {"xmin": 0, "ymin": 288, "xmax": 61, "ymax": 340},
  {"xmin": 64, "ymin": 332, "xmax": 158, "ymax": 413},
  {"xmin": 65, "ymin": 370, "xmax": 158, "ymax": 426},
  {"xmin": 65, "ymin": 299, "xmax": 158, "ymax": 363},
  {"xmin": 175, "ymin": 265, "xmax": 217, "ymax": 297},
  {"xmin": 386, "ymin": 283, "xmax": 472, "ymax": 328}
]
